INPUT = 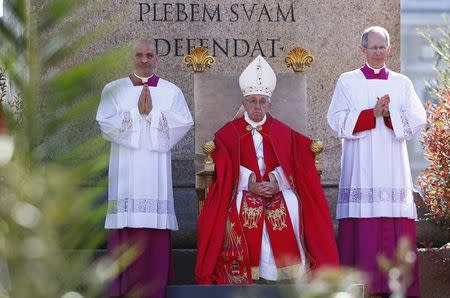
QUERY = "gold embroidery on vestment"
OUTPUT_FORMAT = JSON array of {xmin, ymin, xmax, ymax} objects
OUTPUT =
[
  {"xmin": 242, "ymin": 199, "xmax": 263, "ymax": 229},
  {"xmin": 225, "ymin": 262, "xmax": 248, "ymax": 284},
  {"xmin": 223, "ymin": 218, "xmax": 248, "ymax": 284},
  {"xmin": 266, "ymin": 201, "xmax": 288, "ymax": 231}
]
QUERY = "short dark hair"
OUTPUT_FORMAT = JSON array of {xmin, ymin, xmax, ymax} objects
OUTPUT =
[{"xmin": 135, "ymin": 39, "xmax": 156, "ymax": 51}]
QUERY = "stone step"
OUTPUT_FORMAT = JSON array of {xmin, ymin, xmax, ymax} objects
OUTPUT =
[
  {"xmin": 167, "ymin": 285, "xmax": 308, "ymax": 298},
  {"xmin": 171, "ymin": 248, "xmax": 450, "ymax": 298},
  {"xmin": 77, "ymin": 247, "xmax": 450, "ymax": 297},
  {"xmin": 172, "ymin": 249, "xmax": 196, "ymax": 285}
]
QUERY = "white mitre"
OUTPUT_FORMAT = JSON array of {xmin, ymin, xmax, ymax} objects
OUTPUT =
[{"xmin": 239, "ymin": 55, "xmax": 277, "ymax": 97}]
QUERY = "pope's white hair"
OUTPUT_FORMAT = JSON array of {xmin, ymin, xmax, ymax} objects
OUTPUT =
[{"xmin": 243, "ymin": 94, "xmax": 271, "ymax": 102}]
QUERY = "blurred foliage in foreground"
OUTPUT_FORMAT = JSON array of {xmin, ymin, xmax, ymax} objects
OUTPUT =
[
  {"xmin": 0, "ymin": 0, "xmax": 130, "ymax": 296},
  {"xmin": 417, "ymin": 17, "xmax": 450, "ymax": 231}
]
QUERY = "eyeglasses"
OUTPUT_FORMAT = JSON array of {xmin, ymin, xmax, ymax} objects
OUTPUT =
[
  {"xmin": 245, "ymin": 99, "xmax": 270, "ymax": 106},
  {"xmin": 365, "ymin": 46, "xmax": 387, "ymax": 53}
]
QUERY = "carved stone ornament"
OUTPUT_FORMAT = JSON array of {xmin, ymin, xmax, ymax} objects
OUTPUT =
[
  {"xmin": 184, "ymin": 47, "xmax": 215, "ymax": 73},
  {"xmin": 285, "ymin": 47, "xmax": 315, "ymax": 72}
]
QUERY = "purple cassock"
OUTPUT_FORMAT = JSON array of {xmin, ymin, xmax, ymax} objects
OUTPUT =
[
  {"xmin": 338, "ymin": 218, "xmax": 420, "ymax": 297},
  {"xmin": 108, "ymin": 228, "xmax": 173, "ymax": 298}
]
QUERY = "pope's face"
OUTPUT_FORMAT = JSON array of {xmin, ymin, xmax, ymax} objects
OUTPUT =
[
  {"xmin": 134, "ymin": 41, "xmax": 158, "ymax": 77},
  {"xmin": 362, "ymin": 32, "xmax": 391, "ymax": 69},
  {"xmin": 242, "ymin": 94, "xmax": 271, "ymax": 122}
]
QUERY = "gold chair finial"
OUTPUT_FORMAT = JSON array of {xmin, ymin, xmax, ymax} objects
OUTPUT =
[
  {"xmin": 310, "ymin": 140, "xmax": 324, "ymax": 175},
  {"xmin": 285, "ymin": 47, "xmax": 315, "ymax": 73},
  {"xmin": 202, "ymin": 140, "xmax": 215, "ymax": 164},
  {"xmin": 184, "ymin": 47, "xmax": 215, "ymax": 73}
]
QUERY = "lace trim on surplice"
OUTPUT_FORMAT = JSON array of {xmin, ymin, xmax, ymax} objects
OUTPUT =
[
  {"xmin": 107, "ymin": 198, "xmax": 174, "ymax": 214},
  {"xmin": 120, "ymin": 111, "xmax": 133, "ymax": 132},
  {"xmin": 338, "ymin": 187, "xmax": 412, "ymax": 204},
  {"xmin": 400, "ymin": 110, "xmax": 413, "ymax": 138},
  {"xmin": 158, "ymin": 112, "xmax": 170, "ymax": 150}
]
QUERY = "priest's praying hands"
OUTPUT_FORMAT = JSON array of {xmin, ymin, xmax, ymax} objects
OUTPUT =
[
  {"xmin": 374, "ymin": 94, "xmax": 390, "ymax": 117},
  {"xmin": 380, "ymin": 94, "xmax": 391, "ymax": 117},
  {"xmin": 138, "ymin": 84, "xmax": 152, "ymax": 115}
]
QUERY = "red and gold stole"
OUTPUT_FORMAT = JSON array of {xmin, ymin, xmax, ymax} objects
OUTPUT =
[{"xmin": 235, "ymin": 117, "xmax": 301, "ymax": 280}]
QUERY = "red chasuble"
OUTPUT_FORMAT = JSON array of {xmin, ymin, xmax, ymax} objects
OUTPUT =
[{"xmin": 195, "ymin": 115, "xmax": 339, "ymax": 285}]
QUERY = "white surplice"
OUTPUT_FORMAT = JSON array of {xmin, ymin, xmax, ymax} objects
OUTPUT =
[
  {"xmin": 96, "ymin": 77, "xmax": 193, "ymax": 230},
  {"xmin": 235, "ymin": 112, "xmax": 307, "ymax": 281},
  {"xmin": 327, "ymin": 68, "xmax": 426, "ymax": 220}
]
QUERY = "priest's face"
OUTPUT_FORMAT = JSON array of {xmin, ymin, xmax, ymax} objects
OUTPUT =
[
  {"xmin": 134, "ymin": 41, "xmax": 158, "ymax": 77},
  {"xmin": 242, "ymin": 94, "xmax": 271, "ymax": 122},
  {"xmin": 362, "ymin": 32, "xmax": 391, "ymax": 69}
]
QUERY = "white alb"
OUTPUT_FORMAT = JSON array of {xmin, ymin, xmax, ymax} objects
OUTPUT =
[
  {"xmin": 96, "ymin": 77, "xmax": 193, "ymax": 230},
  {"xmin": 327, "ymin": 68, "xmax": 426, "ymax": 219}
]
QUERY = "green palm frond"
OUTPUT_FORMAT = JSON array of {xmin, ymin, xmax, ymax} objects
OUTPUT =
[{"xmin": 0, "ymin": 0, "xmax": 126, "ymax": 297}]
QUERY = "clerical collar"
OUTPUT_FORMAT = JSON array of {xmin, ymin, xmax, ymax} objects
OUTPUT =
[
  {"xmin": 244, "ymin": 112, "xmax": 267, "ymax": 128},
  {"xmin": 366, "ymin": 63, "xmax": 385, "ymax": 74},
  {"xmin": 129, "ymin": 73, "xmax": 160, "ymax": 86},
  {"xmin": 360, "ymin": 63, "xmax": 389, "ymax": 80},
  {"xmin": 134, "ymin": 73, "xmax": 152, "ymax": 81}
]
